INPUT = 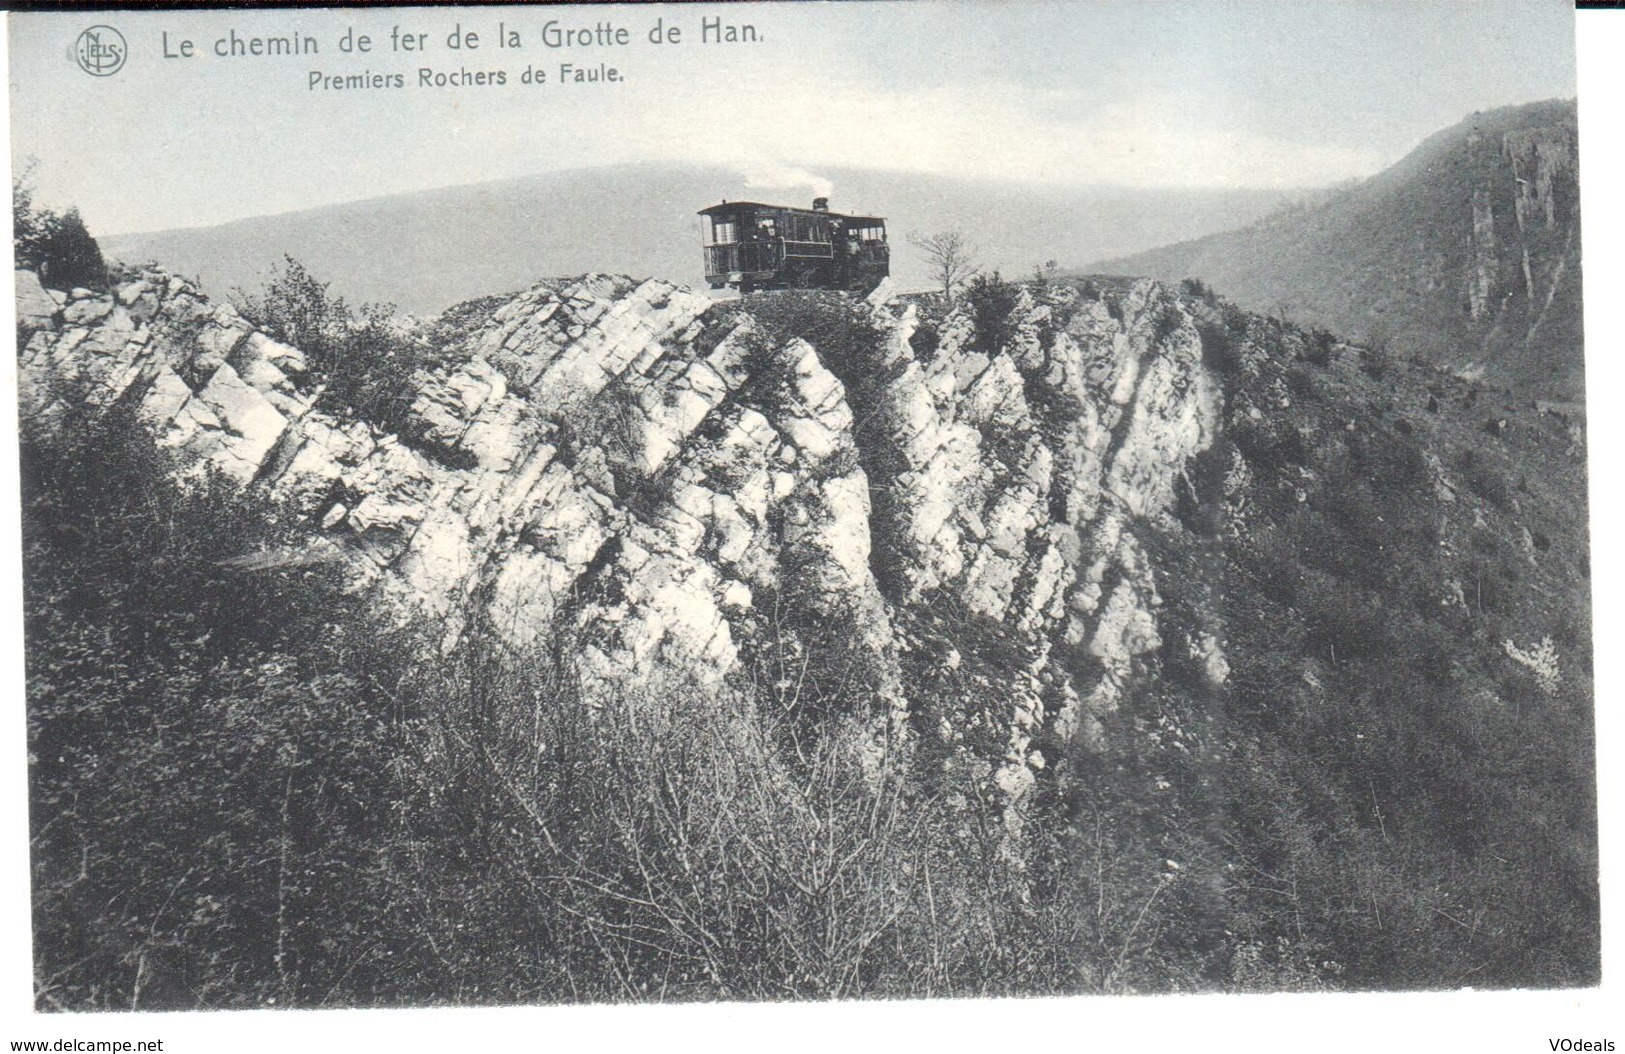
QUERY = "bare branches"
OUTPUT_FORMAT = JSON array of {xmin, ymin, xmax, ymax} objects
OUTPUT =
[{"xmin": 910, "ymin": 229, "xmax": 979, "ymax": 298}]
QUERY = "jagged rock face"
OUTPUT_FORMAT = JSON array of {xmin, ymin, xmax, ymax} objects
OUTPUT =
[
  {"xmin": 18, "ymin": 267, "xmax": 1222, "ymax": 802},
  {"xmin": 855, "ymin": 284, "xmax": 1221, "ymax": 795},
  {"xmin": 1096, "ymin": 98, "xmax": 1583, "ymax": 400},
  {"xmin": 1461, "ymin": 116, "xmax": 1580, "ymax": 367}
]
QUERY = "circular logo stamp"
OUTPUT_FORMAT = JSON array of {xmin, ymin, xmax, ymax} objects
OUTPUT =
[{"xmin": 74, "ymin": 25, "xmax": 127, "ymax": 77}]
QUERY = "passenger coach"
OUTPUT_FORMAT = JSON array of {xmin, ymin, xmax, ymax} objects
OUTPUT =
[{"xmin": 698, "ymin": 197, "xmax": 889, "ymax": 294}]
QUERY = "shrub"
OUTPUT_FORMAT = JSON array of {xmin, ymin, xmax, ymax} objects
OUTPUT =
[
  {"xmin": 1360, "ymin": 327, "xmax": 1394, "ymax": 378},
  {"xmin": 909, "ymin": 317, "xmax": 941, "ymax": 363},
  {"xmin": 320, "ymin": 306, "xmax": 430, "ymax": 439},
  {"xmin": 22, "ymin": 391, "xmax": 391, "ymax": 1010},
  {"xmin": 235, "ymin": 258, "xmax": 429, "ymax": 440},
  {"xmin": 1153, "ymin": 304, "xmax": 1183, "ymax": 343},
  {"xmin": 233, "ymin": 256, "xmax": 352, "ymax": 374},
  {"xmin": 964, "ymin": 271, "xmax": 1020, "ymax": 356},
  {"xmin": 1304, "ymin": 328, "xmax": 1338, "ymax": 366},
  {"xmin": 1197, "ymin": 320, "xmax": 1236, "ymax": 373},
  {"xmin": 14, "ymin": 169, "xmax": 107, "ymax": 291}
]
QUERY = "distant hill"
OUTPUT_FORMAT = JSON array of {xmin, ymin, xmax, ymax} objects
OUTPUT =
[
  {"xmin": 1093, "ymin": 99, "xmax": 1583, "ymax": 399},
  {"xmin": 101, "ymin": 163, "xmax": 1293, "ymax": 315}
]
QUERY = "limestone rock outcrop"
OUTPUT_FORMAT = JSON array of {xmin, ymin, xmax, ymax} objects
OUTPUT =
[{"xmin": 18, "ymin": 266, "xmax": 1225, "ymax": 805}]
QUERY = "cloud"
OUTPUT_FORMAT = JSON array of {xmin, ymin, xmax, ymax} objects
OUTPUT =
[{"xmin": 633, "ymin": 79, "xmax": 1387, "ymax": 191}]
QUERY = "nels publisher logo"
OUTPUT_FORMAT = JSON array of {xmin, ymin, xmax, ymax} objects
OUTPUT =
[{"xmin": 74, "ymin": 25, "xmax": 127, "ymax": 77}]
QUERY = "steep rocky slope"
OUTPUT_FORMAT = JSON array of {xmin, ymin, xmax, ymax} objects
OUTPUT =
[
  {"xmin": 17, "ymin": 260, "xmax": 1597, "ymax": 995},
  {"xmin": 17, "ymin": 266, "xmax": 1221, "ymax": 809},
  {"xmin": 1095, "ymin": 99, "xmax": 1582, "ymax": 400}
]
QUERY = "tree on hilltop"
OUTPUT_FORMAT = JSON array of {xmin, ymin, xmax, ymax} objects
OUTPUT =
[
  {"xmin": 14, "ymin": 161, "xmax": 107, "ymax": 291},
  {"xmin": 910, "ymin": 229, "xmax": 979, "ymax": 298}
]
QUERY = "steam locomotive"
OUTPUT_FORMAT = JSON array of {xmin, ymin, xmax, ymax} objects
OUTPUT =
[{"xmin": 698, "ymin": 197, "xmax": 889, "ymax": 294}]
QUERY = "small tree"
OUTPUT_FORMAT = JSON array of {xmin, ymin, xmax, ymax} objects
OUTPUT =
[
  {"xmin": 233, "ymin": 256, "xmax": 351, "ymax": 373},
  {"xmin": 14, "ymin": 162, "xmax": 107, "ymax": 291},
  {"xmin": 965, "ymin": 271, "xmax": 1019, "ymax": 356},
  {"xmin": 234, "ymin": 257, "xmax": 428, "ymax": 438},
  {"xmin": 910, "ymin": 229, "xmax": 979, "ymax": 298}
]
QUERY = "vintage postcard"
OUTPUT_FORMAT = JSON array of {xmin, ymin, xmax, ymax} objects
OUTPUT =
[{"xmin": 2, "ymin": 0, "xmax": 1609, "ymax": 1048}]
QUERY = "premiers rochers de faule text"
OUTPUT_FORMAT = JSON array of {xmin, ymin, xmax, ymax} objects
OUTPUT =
[{"xmin": 309, "ymin": 63, "xmax": 623, "ymax": 90}]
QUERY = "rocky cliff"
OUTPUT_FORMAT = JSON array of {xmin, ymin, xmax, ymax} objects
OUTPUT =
[
  {"xmin": 17, "ymin": 266, "xmax": 1225, "ymax": 811},
  {"xmin": 1094, "ymin": 99, "xmax": 1583, "ymax": 400}
]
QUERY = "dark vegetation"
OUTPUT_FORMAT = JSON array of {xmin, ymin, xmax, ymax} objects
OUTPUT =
[
  {"xmin": 231, "ymin": 256, "xmax": 431, "ymax": 441},
  {"xmin": 903, "ymin": 275, "xmax": 1596, "ymax": 990},
  {"xmin": 23, "ymin": 392, "xmax": 382, "ymax": 1009},
  {"xmin": 965, "ymin": 272, "xmax": 1021, "ymax": 356},
  {"xmin": 13, "ymin": 165, "xmax": 107, "ymax": 292},
  {"xmin": 1163, "ymin": 292, "xmax": 1598, "ymax": 988},
  {"xmin": 20, "ymin": 388, "xmax": 1157, "ymax": 1006}
]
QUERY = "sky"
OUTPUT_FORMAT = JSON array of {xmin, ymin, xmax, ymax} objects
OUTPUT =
[{"xmin": 7, "ymin": 1, "xmax": 1578, "ymax": 236}]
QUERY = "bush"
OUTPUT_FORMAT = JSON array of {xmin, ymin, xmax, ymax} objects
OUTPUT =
[
  {"xmin": 235, "ymin": 258, "xmax": 428, "ymax": 440},
  {"xmin": 909, "ymin": 317, "xmax": 941, "ymax": 362},
  {"xmin": 1286, "ymin": 364, "xmax": 1318, "ymax": 401},
  {"xmin": 1360, "ymin": 332, "xmax": 1394, "ymax": 378},
  {"xmin": 1153, "ymin": 304, "xmax": 1183, "ymax": 343},
  {"xmin": 370, "ymin": 617, "xmax": 1110, "ymax": 1001},
  {"xmin": 14, "ymin": 170, "xmax": 107, "ymax": 291},
  {"xmin": 320, "ymin": 306, "xmax": 430, "ymax": 438},
  {"xmin": 1197, "ymin": 318, "xmax": 1245, "ymax": 374},
  {"xmin": 964, "ymin": 271, "xmax": 1020, "ymax": 356},
  {"xmin": 1298, "ymin": 328, "xmax": 1336, "ymax": 366},
  {"xmin": 233, "ymin": 256, "xmax": 350, "ymax": 371},
  {"xmin": 22, "ymin": 391, "xmax": 392, "ymax": 1009}
]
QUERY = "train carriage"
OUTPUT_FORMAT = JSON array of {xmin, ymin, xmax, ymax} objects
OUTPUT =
[{"xmin": 698, "ymin": 197, "xmax": 889, "ymax": 294}]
